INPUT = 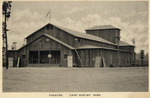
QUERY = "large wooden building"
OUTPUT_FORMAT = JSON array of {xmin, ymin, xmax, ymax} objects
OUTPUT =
[{"xmin": 8, "ymin": 23, "xmax": 135, "ymax": 67}]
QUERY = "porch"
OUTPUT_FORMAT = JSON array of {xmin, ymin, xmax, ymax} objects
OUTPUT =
[{"xmin": 29, "ymin": 50, "xmax": 60, "ymax": 67}]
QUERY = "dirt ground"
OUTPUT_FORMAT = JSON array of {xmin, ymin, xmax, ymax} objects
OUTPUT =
[{"xmin": 3, "ymin": 67, "xmax": 148, "ymax": 92}]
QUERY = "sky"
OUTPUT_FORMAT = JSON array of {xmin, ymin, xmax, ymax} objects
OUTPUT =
[{"xmin": 5, "ymin": 1, "xmax": 149, "ymax": 53}]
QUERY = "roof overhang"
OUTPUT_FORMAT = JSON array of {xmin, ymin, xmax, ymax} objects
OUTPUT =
[{"xmin": 77, "ymin": 45, "xmax": 132, "ymax": 53}]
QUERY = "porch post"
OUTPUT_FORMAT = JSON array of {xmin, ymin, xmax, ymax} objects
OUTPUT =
[{"xmin": 38, "ymin": 51, "xmax": 40, "ymax": 64}]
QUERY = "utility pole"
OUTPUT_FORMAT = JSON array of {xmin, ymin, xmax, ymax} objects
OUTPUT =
[
  {"xmin": 132, "ymin": 39, "xmax": 136, "ymax": 66},
  {"xmin": 115, "ymin": 29, "xmax": 121, "ymax": 67},
  {"xmin": 116, "ymin": 36, "xmax": 121, "ymax": 66},
  {"xmin": 2, "ymin": 1, "xmax": 12, "ymax": 69}
]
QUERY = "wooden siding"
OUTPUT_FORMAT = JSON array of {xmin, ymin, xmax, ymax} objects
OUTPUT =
[
  {"xmin": 26, "ymin": 25, "xmax": 76, "ymax": 47},
  {"xmin": 120, "ymin": 46, "xmax": 134, "ymax": 52},
  {"xmin": 77, "ymin": 49, "xmax": 133, "ymax": 67},
  {"xmin": 9, "ymin": 35, "xmax": 74, "ymax": 67},
  {"xmin": 27, "ymin": 36, "xmax": 72, "ymax": 67},
  {"xmin": 86, "ymin": 29, "xmax": 120, "ymax": 43},
  {"xmin": 100, "ymin": 49, "xmax": 132, "ymax": 67},
  {"xmin": 17, "ymin": 46, "xmax": 28, "ymax": 67},
  {"xmin": 8, "ymin": 47, "xmax": 133, "ymax": 68},
  {"xmin": 7, "ymin": 51, "xmax": 18, "ymax": 67}
]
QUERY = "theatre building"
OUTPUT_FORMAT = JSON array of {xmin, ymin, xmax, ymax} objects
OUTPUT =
[{"xmin": 8, "ymin": 23, "xmax": 135, "ymax": 67}]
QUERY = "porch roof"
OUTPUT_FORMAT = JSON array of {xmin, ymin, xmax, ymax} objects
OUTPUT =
[
  {"xmin": 116, "ymin": 41, "xmax": 134, "ymax": 46},
  {"xmin": 77, "ymin": 45, "xmax": 131, "ymax": 52}
]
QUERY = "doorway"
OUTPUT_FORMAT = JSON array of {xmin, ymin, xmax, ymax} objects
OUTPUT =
[{"xmin": 29, "ymin": 50, "xmax": 60, "ymax": 65}]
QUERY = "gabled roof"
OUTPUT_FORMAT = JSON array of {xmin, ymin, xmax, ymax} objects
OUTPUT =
[
  {"xmin": 52, "ymin": 24, "xmax": 115, "ymax": 45},
  {"xmin": 86, "ymin": 25, "xmax": 120, "ymax": 30},
  {"xmin": 19, "ymin": 34, "xmax": 75, "ymax": 50},
  {"xmin": 117, "ymin": 41, "xmax": 134, "ymax": 46},
  {"xmin": 25, "ymin": 23, "xmax": 115, "ymax": 45},
  {"xmin": 44, "ymin": 34, "xmax": 75, "ymax": 49},
  {"xmin": 25, "ymin": 23, "xmax": 49, "ymax": 39}
]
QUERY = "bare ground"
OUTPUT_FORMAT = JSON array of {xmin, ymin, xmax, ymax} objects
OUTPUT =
[{"xmin": 3, "ymin": 67, "xmax": 148, "ymax": 92}]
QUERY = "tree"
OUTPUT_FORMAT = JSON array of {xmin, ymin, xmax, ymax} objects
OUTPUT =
[
  {"xmin": 140, "ymin": 50, "xmax": 144, "ymax": 66},
  {"xmin": 2, "ymin": 1, "xmax": 12, "ymax": 69}
]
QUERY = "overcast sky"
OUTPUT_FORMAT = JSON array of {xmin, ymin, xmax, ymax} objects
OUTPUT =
[{"xmin": 6, "ymin": 1, "xmax": 148, "ymax": 53}]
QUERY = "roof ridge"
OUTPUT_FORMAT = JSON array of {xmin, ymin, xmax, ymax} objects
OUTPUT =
[
  {"xmin": 86, "ymin": 25, "xmax": 120, "ymax": 30},
  {"xmin": 52, "ymin": 24, "xmax": 115, "ymax": 45},
  {"xmin": 25, "ymin": 23, "xmax": 49, "ymax": 39},
  {"xmin": 25, "ymin": 23, "xmax": 115, "ymax": 45}
]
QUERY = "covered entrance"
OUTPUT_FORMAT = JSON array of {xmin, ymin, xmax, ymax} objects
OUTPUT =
[{"xmin": 29, "ymin": 50, "xmax": 60, "ymax": 67}]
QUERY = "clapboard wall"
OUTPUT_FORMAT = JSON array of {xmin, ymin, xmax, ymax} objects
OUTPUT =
[
  {"xmin": 86, "ymin": 29, "xmax": 120, "ymax": 43},
  {"xmin": 25, "ymin": 35, "xmax": 72, "ymax": 67},
  {"xmin": 76, "ymin": 49, "xmax": 133, "ymax": 67},
  {"xmin": 120, "ymin": 46, "xmax": 134, "ymax": 52}
]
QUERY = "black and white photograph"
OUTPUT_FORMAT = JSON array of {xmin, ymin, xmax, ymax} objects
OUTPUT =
[{"xmin": 1, "ymin": 0, "xmax": 149, "ymax": 96}]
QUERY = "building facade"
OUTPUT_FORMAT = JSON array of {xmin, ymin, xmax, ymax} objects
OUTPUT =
[{"xmin": 8, "ymin": 23, "xmax": 135, "ymax": 67}]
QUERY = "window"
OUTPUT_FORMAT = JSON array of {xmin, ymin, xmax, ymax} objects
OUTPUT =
[
  {"xmin": 46, "ymin": 38, "xmax": 49, "ymax": 42},
  {"xmin": 78, "ymin": 38, "xmax": 80, "ymax": 42},
  {"xmin": 22, "ymin": 55, "xmax": 26, "ymax": 58},
  {"xmin": 50, "ymin": 25, "xmax": 53, "ymax": 30},
  {"xmin": 64, "ymin": 54, "xmax": 68, "ymax": 58},
  {"xmin": 46, "ymin": 25, "xmax": 49, "ymax": 30},
  {"xmin": 40, "ymin": 37, "xmax": 44, "ymax": 42},
  {"xmin": 47, "ymin": 25, "xmax": 53, "ymax": 30},
  {"xmin": 75, "ymin": 38, "xmax": 80, "ymax": 42}
]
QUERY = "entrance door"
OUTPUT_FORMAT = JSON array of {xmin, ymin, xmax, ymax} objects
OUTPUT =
[
  {"xmin": 40, "ymin": 50, "xmax": 60, "ymax": 64},
  {"xmin": 94, "ymin": 56, "xmax": 101, "ymax": 68},
  {"xmin": 8, "ymin": 58, "xmax": 13, "ymax": 67},
  {"xmin": 67, "ymin": 56, "xmax": 73, "ymax": 67},
  {"xmin": 94, "ymin": 56, "xmax": 106, "ymax": 68}
]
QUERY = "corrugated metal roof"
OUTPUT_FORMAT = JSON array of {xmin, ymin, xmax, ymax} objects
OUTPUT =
[
  {"xmin": 86, "ymin": 25, "xmax": 120, "ymax": 30},
  {"xmin": 44, "ymin": 34, "xmax": 75, "ymax": 49},
  {"xmin": 117, "ymin": 41, "xmax": 133, "ymax": 46},
  {"xmin": 53, "ymin": 24, "xmax": 115, "ymax": 45}
]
